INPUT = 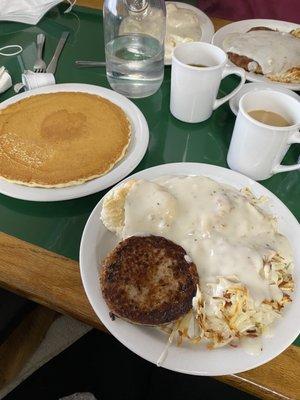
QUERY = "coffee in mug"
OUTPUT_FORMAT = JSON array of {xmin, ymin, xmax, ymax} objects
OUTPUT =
[
  {"xmin": 170, "ymin": 42, "xmax": 246, "ymax": 123},
  {"xmin": 187, "ymin": 64, "xmax": 210, "ymax": 68},
  {"xmin": 247, "ymin": 110, "xmax": 290, "ymax": 127},
  {"xmin": 227, "ymin": 90, "xmax": 300, "ymax": 181}
]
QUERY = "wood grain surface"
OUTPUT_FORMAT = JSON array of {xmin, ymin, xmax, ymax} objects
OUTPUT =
[
  {"xmin": 0, "ymin": 305, "xmax": 57, "ymax": 389},
  {"xmin": 76, "ymin": 0, "xmax": 103, "ymax": 9},
  {"xmin": 0, "ymin": 233, "xmax": 103, "ymax": 331},
  {"xmin": 0, "ymin": 232, "xmax": 299, "ymax": 400}
]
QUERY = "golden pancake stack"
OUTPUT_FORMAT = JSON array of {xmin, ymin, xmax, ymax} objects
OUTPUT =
[{"xmin": 0, "ymin": 92, "xmax": 131, "ymax": 187}]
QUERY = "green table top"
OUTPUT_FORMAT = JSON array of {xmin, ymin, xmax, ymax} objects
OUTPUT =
[{"xmin": 0, "ymin": 4, "xmax": 299, "ymax": 344}]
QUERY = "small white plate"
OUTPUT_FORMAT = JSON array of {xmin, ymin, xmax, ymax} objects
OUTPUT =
[
  {"xmin": 164, "ymin": 2, "xmax": 214, "ymax": 65},
  {"xmin": 80, "ymin": 162, "xmax": 300, "ymax": 376},
  {"xmin": 229, "ymin": 82, "xmax": 300, "ymax": 115},
  {"xmin": 0, "ymin": 83, "xmax": 149, "ymax": 202},
  {"xmin": 212, "ymin": 19, "xmax": 300, "ymax": 91}
]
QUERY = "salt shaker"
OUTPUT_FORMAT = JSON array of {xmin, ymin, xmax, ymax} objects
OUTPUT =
[{"xmin": 103, "ymin": 0, "xmax": 166, "ymax": 98}]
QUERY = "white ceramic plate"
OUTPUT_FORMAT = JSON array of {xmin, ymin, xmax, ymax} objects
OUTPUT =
[
  {"xmin": 229, "ymin": 82, "xmax": 300, "ymax": 115},
  {"xmin": 212, "ymin": 19, "xmax": 300, "ymax": 90},
  {"xmin": 0, "ymin": 83, "xmax": 149, "ymax": 202},
  {"xmin": 80, "ymin": 162, "xmax": 300, "ymax": 376},
  {"xmin": 164, "ymin": 2, "xmax": 214, "ymax": 65}
]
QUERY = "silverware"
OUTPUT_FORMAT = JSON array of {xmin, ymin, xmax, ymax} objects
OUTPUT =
[
  {"xmin": 33, "ymin": 34, "xmax": 46, "ymax": 73},
  {"xmin": 75, "ymin": 60, "xmax": 106, "ymax": 67},
  {"xmin": 46, "ymin": 31, "xmax": 69, "ymax": 74}
]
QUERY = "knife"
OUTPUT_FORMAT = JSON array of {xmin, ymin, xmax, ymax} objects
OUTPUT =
[
  {"xmin": 75, "ymin": 60, "xmax": 106, "ymax": 67},
  {"xmin": 46, "ymin": 31, "xmax": 69, "ymax": 74}
]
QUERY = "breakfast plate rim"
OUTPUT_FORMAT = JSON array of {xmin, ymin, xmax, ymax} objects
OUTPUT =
[
  {"xmin": 79, "ymin": 162, "xmax": 300, "ymax": 376},
  {"xmin": 212, "ymin": 18, "xmax": 300, "ymax": 91},
  {"xmin": 0, "ymin": 83, "xmax": 149, "ymax": 202},
  {"xmin": 164, "ymin": 1, "xmax": 215, "ymax": 65}
]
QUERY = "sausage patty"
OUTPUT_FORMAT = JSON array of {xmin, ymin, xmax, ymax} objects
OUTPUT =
[{"xmin": 100, "ymin": 235, "xmax": 199, "ymax": 325}]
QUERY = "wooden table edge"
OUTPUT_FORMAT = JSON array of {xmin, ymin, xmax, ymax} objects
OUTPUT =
[{"xmin": 0, "ymin": 231, "xmax": 299, "ymax": 400}]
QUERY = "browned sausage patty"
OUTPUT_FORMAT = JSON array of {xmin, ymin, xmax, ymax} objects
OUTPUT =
[
  {"xmin": 227, "ymin": 27, "xmax": 275, "ymax": 73},
  {"xmin": 100, "ymin": 235, "xmax": 199, "ymax": 325}
]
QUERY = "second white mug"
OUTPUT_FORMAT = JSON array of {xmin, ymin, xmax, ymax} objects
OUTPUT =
[
  {"xmin": 227, "ymin": 90, "xmax": 300, "ymax": 181},
  {"xmin": 170, "ymin": 42, "xmax": 246, "ymax": 123}
]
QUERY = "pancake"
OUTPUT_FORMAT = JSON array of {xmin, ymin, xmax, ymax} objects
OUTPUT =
[
  {"xmin": 0, "ymin": 92, "xmax": 131, "ymax": 187},
  {"xmin": 100, "ymin": 235, "xmax": 199, "ymax": 325}
]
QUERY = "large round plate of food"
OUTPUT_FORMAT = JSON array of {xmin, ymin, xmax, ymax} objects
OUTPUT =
[
  {"xmin": 80, "ymin": 162, "xmax": 300, "ymax": 375},
  {"xmin": 212, "ymin": 19, "xmax": 300, "ymax": 90},
  {"xmin": 0, "ymin": 83, "xmax": 149, "ymax": 201}
]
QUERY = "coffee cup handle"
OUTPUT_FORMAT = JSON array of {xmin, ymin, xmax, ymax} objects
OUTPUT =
[
  {"xmin": 213, "ymin": 66, "xmax": 246, "ymax": 110},
  {"xmin": 273, "ymin": 130, "xmax": 300, "ymax": 174}
]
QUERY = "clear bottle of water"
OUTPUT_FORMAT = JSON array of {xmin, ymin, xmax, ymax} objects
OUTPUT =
[{"xmin": 103, "ymin": 0, "xmax": 166, "ymax": 98}]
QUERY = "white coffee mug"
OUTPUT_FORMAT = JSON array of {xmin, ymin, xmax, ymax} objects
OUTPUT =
[
  {"xmin": 170, "ymin": 42, "xmax": 246, "ymax": 123},
  {"xmin": 227, "ymin": 90, "xmax": 300, "ymax": 181}
]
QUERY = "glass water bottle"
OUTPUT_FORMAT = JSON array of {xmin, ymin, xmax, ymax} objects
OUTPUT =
[{"xmin": 103, "ymin": 0, "xmax": 166, "ymax": 98}]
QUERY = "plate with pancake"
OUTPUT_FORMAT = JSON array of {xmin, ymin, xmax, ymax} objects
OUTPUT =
[
  {"xmin": 212, "ymin": 19, "xmax": 300, "ymax": 90},
  {"xmin": 0, "ymin": 83, "xmax": 149, "ymax": 201},
  {"xmin": 79, "ymin": 162, "xmax": 300, "ymax": 376}
]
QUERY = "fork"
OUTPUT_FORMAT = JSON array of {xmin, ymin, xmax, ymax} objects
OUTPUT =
[{"xmin": 33, "ymin": 34, "xmax": 46, "ymax": 73}]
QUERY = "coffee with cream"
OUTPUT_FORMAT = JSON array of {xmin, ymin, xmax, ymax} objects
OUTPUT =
[{"xmin": 248, "ymin": 109, "xmax": 290, "ymax": 127}]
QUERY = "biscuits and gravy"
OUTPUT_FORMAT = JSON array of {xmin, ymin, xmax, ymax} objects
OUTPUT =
[{"xmin": 100, "ymin": 176, "xmax": 294, "ymax": 352}]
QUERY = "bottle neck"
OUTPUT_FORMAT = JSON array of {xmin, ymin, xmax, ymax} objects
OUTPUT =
[{"xmin": 124, "ymin": 0, "xmax": 149, "ymax": 13}]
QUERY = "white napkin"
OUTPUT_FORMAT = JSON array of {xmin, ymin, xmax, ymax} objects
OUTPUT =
[
  {"xmin": 0, "ymin": 67, "xmax": 12, "ymax": 94},
  {"xmin": 0, "ymin": 0, "xmax": 76, "ymax": 25}
]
